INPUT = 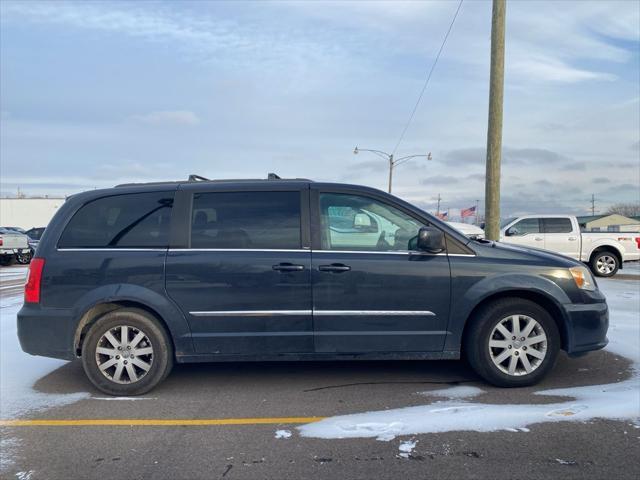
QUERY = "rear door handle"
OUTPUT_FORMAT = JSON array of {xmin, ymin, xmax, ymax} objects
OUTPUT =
[
  {"xmin": 534, "ymin": 237, "xmax": 543, "ymax": 241},
  {"xmin": 318, "ymin": 263, "xmax": 351, "ymax": 273},
  {"xmin": 272, "ymin": 263, "xmax": 305, "ymax": 272},
  {"xmin": 568, "ymin": 237, "xmax": 577, "ymax": 241}
]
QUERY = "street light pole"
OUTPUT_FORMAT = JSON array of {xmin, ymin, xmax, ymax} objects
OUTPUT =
[{"xmin": 354, "ymin": 147, "xmax": 431, "ymax": 193}]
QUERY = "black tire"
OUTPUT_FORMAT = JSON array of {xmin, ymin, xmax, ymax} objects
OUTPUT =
[
  {"xmin": 464, "ymin": 298, "xmax": 560, "ymax": 387},
  {"xmin": 16, "ymin": 251, "xmax": 32, "ymax": 264},
  {"xmin": 81, "ymin": 308, "xmax": 173, "ymax": 396},
  {"xmin": 590, "ymin": 251, "xmax": 619, "ymax": 277}
]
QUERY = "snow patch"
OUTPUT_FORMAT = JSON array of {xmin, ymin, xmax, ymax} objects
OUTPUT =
[
  {"xmin": 1, "ymin": 303, "xmax": 89, "ymax": 420},
  {"xmin": 299, "ymin": 279, "xmax": 640, "ymax": 441},
  {"xmin": 420, "ymin": 386, "xmax": 484, "ymax": 399},
  {"xmin": 398, "ymin": 439, "xmax": 417, "ymax": 458},
  {"xmin": 274, "ymin": 429, "xmax": 292, "ymax": 439}
]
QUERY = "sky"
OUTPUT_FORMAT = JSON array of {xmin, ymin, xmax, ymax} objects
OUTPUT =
[{"xmin": 0, "ymin": 0, "xmax": 639, "ymax": 218}]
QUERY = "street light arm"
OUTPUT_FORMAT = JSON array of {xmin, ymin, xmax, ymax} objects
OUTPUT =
[
  {"xmin": 354, "ymin": 148, "xmax": 392, "ymax": 160},
  {"xmin": 393, "ymin": 153, "xmax": 431, "ymax": 167}
]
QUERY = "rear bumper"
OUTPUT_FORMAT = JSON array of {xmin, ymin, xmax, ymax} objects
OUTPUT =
[
  {"xmin": 563, "ymin": 300, "xmax": 609, "ymax": 355},
  {"xmin": 17, "ymin": 304, "xmax": 76, "ymax": 361}
]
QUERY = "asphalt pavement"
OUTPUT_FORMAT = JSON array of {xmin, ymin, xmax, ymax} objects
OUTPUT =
[{"xmin": 1, "ymin": 264, "xmax": 639, "ymax": 480}]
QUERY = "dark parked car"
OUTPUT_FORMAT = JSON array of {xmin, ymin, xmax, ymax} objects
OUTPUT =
[{"xmin": 18, "ymin": 175, "xmax": 609, "ymax": 395}]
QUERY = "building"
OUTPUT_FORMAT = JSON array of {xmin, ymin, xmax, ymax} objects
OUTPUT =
[
  {"xmin": 577, "ymin": 214, "xmax": 640, "ymax": 232},
  {"xmin": 0, "ymin": 198, "xmax": 66, "ymax": 229}
]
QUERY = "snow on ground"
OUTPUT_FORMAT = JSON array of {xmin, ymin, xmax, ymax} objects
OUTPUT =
[
  {"xmin": 0, "ymin": 302, "xmax": 89, "ymax": 421},
  {"xmin": 619, "ymin": 261, "xmax": 640, "ymax": 277},
  {"xmin": 299, "ymin": 278, "xmax": 640, "ymax": 440},
  {"xmin": 419, "ymin": 386, "xmax": 484, "ymax": 399},
  {"xmin": 274, "ymin": 430, "xmax": 292, "ymax": 439},
  {"xmin": 398, "ymin": 439, "xmax": 417, "ymax": 458}
]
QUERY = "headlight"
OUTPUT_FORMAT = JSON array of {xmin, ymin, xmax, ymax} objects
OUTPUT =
[{"xmin": 569, "ymin": 266, "xmax": 596, "ymax": 291}]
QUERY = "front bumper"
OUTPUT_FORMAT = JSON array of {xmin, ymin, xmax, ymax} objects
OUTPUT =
[
  {"xmin": 563, "ymin": 297, "xmax": 609, "ymax": 356},
  {"xmin": 17, "ymin": 303, "xmax": 77, "ymax": 361}
]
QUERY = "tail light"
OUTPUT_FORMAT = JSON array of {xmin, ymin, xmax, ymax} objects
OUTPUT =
[
  {"xmin": 25, "ymin": 258, "xmax": 45, "ymax": 303},
  {"xmin": 635, "ymin": 237, "xmax": 640, "ymax": 249},
  {"xmin": 0, "ymin": 238, "xmax": 3, "ymax": 246}
]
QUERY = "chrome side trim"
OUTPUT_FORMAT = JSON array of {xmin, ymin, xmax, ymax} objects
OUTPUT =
[
  {"xmin": 192, "ymin": 331, "xmax": 449, "ymax": 337},
  {"xmin": 170, "ymin": 248, "xmax": 309, "ymax": 253},
  {"xmin": 190, "ymin": 310, "xmax": 435, "ymax": 317},
  {"xmin": 190, "ymin": 310, "xmax": 312, "ymax": 317},
  {"xmin": 56, "ymin": 247, "xmax": 473, "ymax": 256},
  {"xmin": 314, "ymin": 310, "xmax": 435, "ymax": 316},
  {"xmin": 57, "ymin": 248, "xmax": 167, "ymax": 252},
  {"xmin": 313, "ymin": 250, "xmax": 475, "ymax": 257}
]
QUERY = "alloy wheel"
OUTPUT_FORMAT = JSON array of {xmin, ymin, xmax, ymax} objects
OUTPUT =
[
  {"xmin": 596, "ymin": 255, "xmax": 616, "ymax": 275},
  {"xmin": 488, "ymin": 314, "xmax": 547, "ymax": 376},
  {"xmin": 95, "ymin": 325, "xmax": 154, "ymax": 384}
]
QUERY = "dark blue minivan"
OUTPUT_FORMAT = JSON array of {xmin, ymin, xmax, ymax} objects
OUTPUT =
[{"xmin": 18, "ymin": 176, "xmax": 609, "ymax": 395}]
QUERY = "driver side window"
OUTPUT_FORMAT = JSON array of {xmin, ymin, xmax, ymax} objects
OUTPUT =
[
  {"xmin": 507, "ymin": 218, "xmax": 540, "ymax": 236},
  {"xmin": 319, "ymin": 193, "xmax": 425, "ymax": 251}
]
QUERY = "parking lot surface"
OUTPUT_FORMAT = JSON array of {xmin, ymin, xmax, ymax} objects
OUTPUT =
[{"xmin": 1, "ymin": 264, "xmax": 639, "ymax": 480}]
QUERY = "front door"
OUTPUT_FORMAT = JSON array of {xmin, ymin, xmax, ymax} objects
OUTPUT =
[
  {"xmin": 166, "ymin": 188, "xmax": 313, "ymax": 354},
  {"xmin": 311, "ymin": 189, "xmax": 451, "ymax": 353},
  {"xmin": 503, "ymin": 218, "xmax": 544, "ymax": 248}
]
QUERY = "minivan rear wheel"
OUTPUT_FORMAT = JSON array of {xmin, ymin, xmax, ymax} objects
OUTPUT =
[
  {"xmin": 464, "ymin": 298, "xmax": 560, "ymax": 387},
  {"xmin": 81, "ymin": 308, "xmax": 173, "ymax": 396}
]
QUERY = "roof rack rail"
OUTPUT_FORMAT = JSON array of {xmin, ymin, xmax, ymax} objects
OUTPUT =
[{"xmin": 188, "ymin": 174, "xmax": 210, "ymax": 182}]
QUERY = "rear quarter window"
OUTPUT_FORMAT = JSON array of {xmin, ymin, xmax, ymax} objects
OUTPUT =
[{"xmin": 58, "ymin": 192, "xmax": 174, "ymax": 248}]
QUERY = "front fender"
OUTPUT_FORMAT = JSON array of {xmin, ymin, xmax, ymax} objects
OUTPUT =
[
  {"xmin": 71, "ymin": 283, "xmax": 194, "ymax": 356},
  {"xmin": 445, "ymin": 273, "xmax": 572, "ymax": 351}
]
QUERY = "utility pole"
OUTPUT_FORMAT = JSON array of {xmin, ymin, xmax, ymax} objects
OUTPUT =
[
  {"xmin": 388, "ymin": 155, "xmax": 394, "ymax": 194},
  {"xmin": 475, "ymin": 199, "xmax": 480, "ymax": 225},
  {"xmin": 484, "ymin": 0, "xmax": 506, "ymax": 241},
  {"xmin": 591, "ymin": 194, "xmax": 596, "ymax": 216},
  {"xmin": 436, "ymin": 193, "xmax": 442, "ymax": 215}
]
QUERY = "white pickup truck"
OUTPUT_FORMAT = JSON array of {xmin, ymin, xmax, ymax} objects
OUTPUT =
[
  {"xmin": 0, "ymin": 227, "xmax": 30, "ymax": 266},
  {"xmin": 500, "ymin": 215, "xmax": 640, "ymax": 277}
]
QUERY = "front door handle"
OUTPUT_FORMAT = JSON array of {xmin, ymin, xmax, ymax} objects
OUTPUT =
[
  {"xmin": 272, "ymin": 263, "xmax": 305, "ymax": 272},
  {"xmin": 568, "ymin": 236, "xmax": 577, "ymax": 241},
  {"xmin": 534, "ymin": 236, "xmax": 543, "ymax": 241},
  {"xmin": 318, "ymin": 263, "xmax": 351, "ymax": 273}
]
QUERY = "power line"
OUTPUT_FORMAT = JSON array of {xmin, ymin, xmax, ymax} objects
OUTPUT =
[{"xmin": 391, "ymin": 0, "xmax": 464, "ymax": 155}]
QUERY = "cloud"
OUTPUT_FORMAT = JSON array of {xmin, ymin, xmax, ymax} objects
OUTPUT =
[
  {"xmin": 421, "ymin": 175, "xmax": 460, "ymax": 186},
  {"xmin": 129, "ymin": 110, "xmax": 200, "ymax": 126},
  {"xmin": 510, "ymin": 56, "xmax": 617, "ymax": 83},
  {"xmin": 444, "ymin": 147, "xmax": 574, "ymax": 167},
  {"xmin": 592, "ymin": 177, "xmax": 611, "ymax": 184}
]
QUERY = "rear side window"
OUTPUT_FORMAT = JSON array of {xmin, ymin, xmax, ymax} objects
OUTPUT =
[
  {"xmin": 543, "ymin": 218, "xmax": 573, "ymax": 233},
  {"xmin": 191, "ymin": 191, "xmax": 301, "ymax": 249},
  {"xmin": 58, "ymin": 192, "xmax": 174, "ymax": 248}
]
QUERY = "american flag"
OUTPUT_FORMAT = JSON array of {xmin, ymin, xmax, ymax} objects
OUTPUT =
[
  {"xmin": 436, "ymin": 212, "xmax": 448, "ymax": 220},
  {"xmin": 460, "ymin": 205, "xmax": 477, "ymax": 218}
]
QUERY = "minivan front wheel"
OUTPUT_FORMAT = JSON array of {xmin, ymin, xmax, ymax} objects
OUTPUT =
[
  {"xmin": 465, "ymin": 298, "xmax": 560, "ymax": 387},
  {"xmin": 81, "ymin": 308, "xmax": 173, "ymax": 396}
]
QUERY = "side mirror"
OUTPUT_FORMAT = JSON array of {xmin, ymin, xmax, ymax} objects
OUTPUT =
[
  {"xmin": 416, "ymin": 226, "xmax": 445, "ymax": 253},
  {"xmin": 505, "ymin": 226, "xmax": 518, "ymax": 236},
  {"xmin": 353, "ymin": 213, "xmax": 372, "ymax": 228}
]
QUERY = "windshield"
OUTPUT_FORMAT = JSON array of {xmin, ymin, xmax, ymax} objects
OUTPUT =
[{"xmin": 500, "ymin": 217, "xmax": 516, "ymax": 228}]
